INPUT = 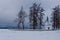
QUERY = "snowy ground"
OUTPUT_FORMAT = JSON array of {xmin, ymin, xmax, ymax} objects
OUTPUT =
[{"xmin": 0, "ymin": 29, "xmax": 60, "ymax": 40}]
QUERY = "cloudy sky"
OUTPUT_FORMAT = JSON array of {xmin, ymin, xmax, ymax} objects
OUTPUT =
[{"xmin": 0, "ymin": 0, "xmax": 59, "ymax": 26}]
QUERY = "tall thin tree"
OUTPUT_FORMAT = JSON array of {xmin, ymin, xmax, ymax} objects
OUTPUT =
[
  {"xmin": 52, "ymin": 5, "xmax": 60, "ymax": 30},
  {"xmin": 18, "ymin": 6, "xmax": 26, "ymax": 29},
  {"xmin": 38, "ymin": 7, "xmax": 44, "ymax": 29},
  {"xmin": 29, "ymin": 3, "xmax": 38, "ymax": 29}
]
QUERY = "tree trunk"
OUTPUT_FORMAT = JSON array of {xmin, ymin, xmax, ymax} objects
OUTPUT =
[
  {"xmin": 22, "ymin": 22, "xmax": 24, "ymax": 29},
  {"xmin": 18, "ymin": 22, "xmax": 20, "ymax": 29},
  {"xmin": 33, "ymin": 26, "xmax": 35, "ymax": 29}
]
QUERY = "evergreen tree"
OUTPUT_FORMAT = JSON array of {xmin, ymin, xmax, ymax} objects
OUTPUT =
[
  {"xmin": 38, "ymin": 7, "xmax": 44, "ymax": 29},
  {"xmin": 29, "ymin": 3, "xmax": 38, "ymax": 29},
  {"xmin": 52, "ymin": 5, "xmax": 60, "ymax": 30},
  {"xmin": 29, "ymin": 3, "xmax": 44, "ymax": 29}
]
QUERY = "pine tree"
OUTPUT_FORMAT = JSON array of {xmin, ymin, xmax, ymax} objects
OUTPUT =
[
  {"xmin": 52, "ymin": 5, "xmax": 60, "ymax": 30},
  {"xmin": 29, "ymin": 3, "xmax": 38, "ymax": 29},
  {"xmin": 38, "ymin": 7, "xmax": 44, "ymax": 29},
  {"xmin": 29, "ymin": 3, "xmax": 44, "ymax": 29}
]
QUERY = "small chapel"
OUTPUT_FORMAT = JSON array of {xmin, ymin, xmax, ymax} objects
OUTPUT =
[{"xmin": 45, "ymin": 16, "xmax": 52, "ymax": 30}]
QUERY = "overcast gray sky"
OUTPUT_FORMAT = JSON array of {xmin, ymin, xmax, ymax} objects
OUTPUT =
[{"xmin": 0, "ymin": 0, "xmax": 59, "ymax": 26}]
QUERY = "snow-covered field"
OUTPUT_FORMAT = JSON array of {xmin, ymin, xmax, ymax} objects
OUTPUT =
[{"xmin": 0, "ymin": 29, "xmax": 60, "ymax": 40}]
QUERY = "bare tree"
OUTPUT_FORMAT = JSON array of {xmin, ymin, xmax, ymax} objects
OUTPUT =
[{"xmin": 18, "ymin": 6, "xmax": 26, "ymax": 29}]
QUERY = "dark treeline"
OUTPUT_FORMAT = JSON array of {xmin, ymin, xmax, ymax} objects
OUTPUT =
[{"xmin": 17, "ymin": 2, "xmax": 60, "ymax": 30}]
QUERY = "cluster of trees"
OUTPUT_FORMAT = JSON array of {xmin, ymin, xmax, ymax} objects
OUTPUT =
[
  {"xmin": 17, "ymin": 2, "xmax": 60, "ymax": 30},
  {"xmin": 29, "ymin": 3, "xmax": 44, "ymax": 29}
]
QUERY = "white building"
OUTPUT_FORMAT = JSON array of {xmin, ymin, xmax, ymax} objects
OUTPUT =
[{"xmin": 44, "ymin": 17, "xmax": 52, "ymax": 30}]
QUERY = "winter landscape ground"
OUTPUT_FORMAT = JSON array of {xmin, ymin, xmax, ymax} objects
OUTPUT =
[{"xmin": 0, "ymin": 29, "xmax": 60, "ymax": 40}]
